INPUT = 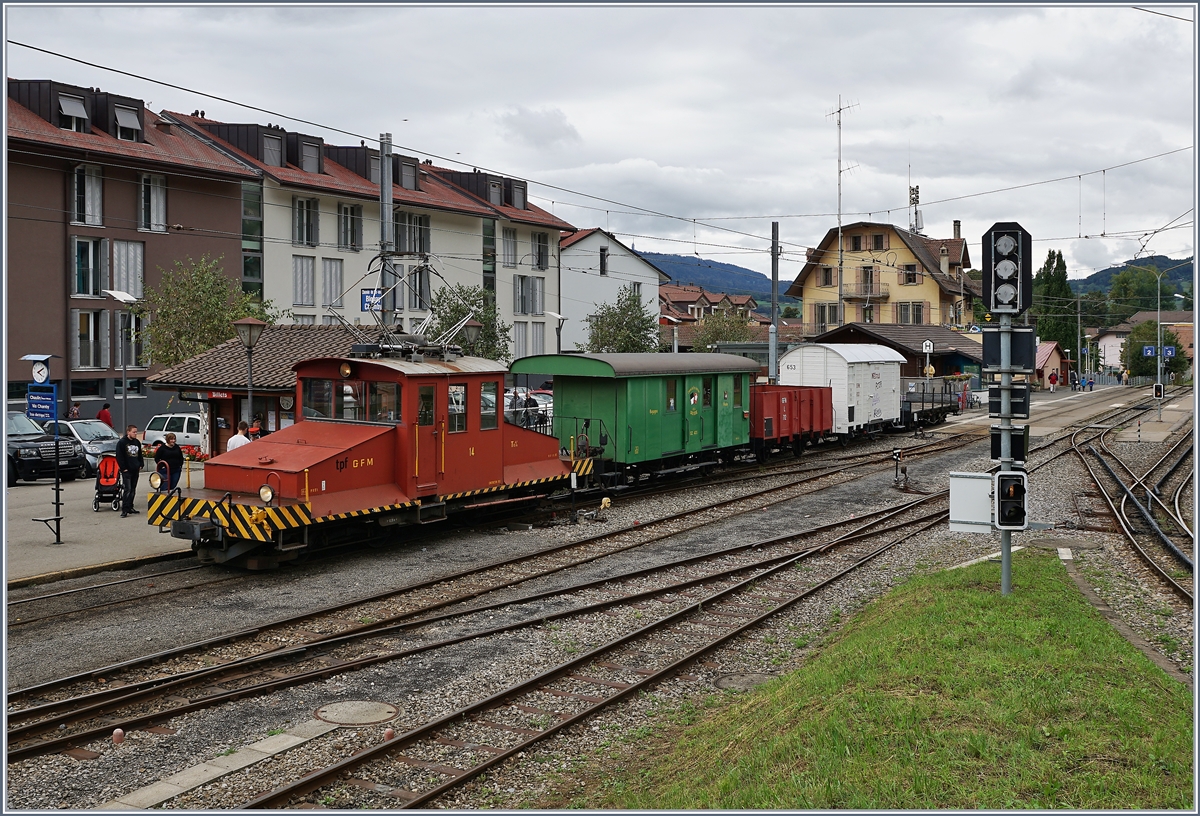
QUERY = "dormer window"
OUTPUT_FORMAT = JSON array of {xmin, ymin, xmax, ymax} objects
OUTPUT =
[
  {"xmin": 301, "ymin": 141, "xmax": 320, "ymax": 173},
  {"xmin": 59, "ymin": 94, "xmax": 89, "ymax": 133},
  {"xmin": 850, "ymin": 235, "xmax": 862, "ymax": 252},
  {"xmin": 115, "ymin": 106, "xmax": 141, "ymax": 141},
  {"xmin": 512, "ymin": 182, "xmax": 527, "ymax": 210},
  {"xmin": 369, "ymin": 156, "xmax": 380, "ymax": 184},
  {"xmin": 488, "ymin": 180, "xmax": 503, "ymax": 206},
  {"xmin": 400, "ymin": 161, "xmax": 417, "ymax": 191},
  {"xmin": 263, "ymin": 134, "xmax": 283, "ymax": 167}
]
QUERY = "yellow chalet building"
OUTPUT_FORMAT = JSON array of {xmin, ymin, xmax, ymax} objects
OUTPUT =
[{"xmin": 786, "ymin": 220, "xmax": 980, "ymax": 336}]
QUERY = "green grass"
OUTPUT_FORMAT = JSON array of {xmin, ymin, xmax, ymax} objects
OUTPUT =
[{"xmin": 579, "ymin": 551, "xmax": 1193, "ymax": 810}]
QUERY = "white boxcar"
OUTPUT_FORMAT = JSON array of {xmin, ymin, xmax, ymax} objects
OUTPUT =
[{"xmin": 778, "ymin": 343, "xmax": 906, "ymax": 437}]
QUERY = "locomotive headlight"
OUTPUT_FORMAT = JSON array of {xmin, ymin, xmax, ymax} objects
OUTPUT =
[
  {"xmin": 149, "ymin": 471, "xmax": 163, "ymax": 489},
  {"xmin": 258, "ymin": 484, "xmax": 275, "ymax": 504}
]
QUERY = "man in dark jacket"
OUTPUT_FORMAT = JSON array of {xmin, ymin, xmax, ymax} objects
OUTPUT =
[{"xmin": 115, "ymin": 424, "xmax": 143, "ymax": 517}]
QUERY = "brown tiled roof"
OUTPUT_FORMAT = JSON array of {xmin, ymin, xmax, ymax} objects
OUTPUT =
[
  {"xmin": 167, "ymin": 113, "xmax": 503, "ymax": 216},
  {"xmin": 7, "ymin": 98, "xmax": 256, "ymax": 178},
  {"xmin": 559, "ymin": 227, "xmax": 600, "ymax": 249},
  {"xmin": 146, "ymin": 324, "xmax": 384, "ymax": 391},
  {"xmin": 1128, "ymin": 310, "xmax": 1193, "ymax": 325},
  {"xmin": 659, "ymin": 321, "xmax": 808, "ymax": 350},
  {"xmin": 813, "ymin": 322, "xmax": 983, "ymax": 362}
]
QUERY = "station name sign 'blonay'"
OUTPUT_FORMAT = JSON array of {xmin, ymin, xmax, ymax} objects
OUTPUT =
[{"xmin": 949, "ymin": 222, "xmax": 1050, "ymax": 595}]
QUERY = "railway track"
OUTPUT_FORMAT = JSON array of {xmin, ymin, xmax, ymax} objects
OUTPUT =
[
  {"xmin": 1070, "ymin": 408, "xmax": 1194, "ymax": 605},
  {"xmin": 5, "ymin": 495, "xmax": 945, "ymax": 764}
]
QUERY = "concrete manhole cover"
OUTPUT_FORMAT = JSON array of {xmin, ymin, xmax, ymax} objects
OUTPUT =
[
  {"xmin": 314, "ymin": 701, "xmax": 398, "ymax": 725},
  {"xmin": 714, "ymin": 673, "xmax": 777, "ymax": 691}
]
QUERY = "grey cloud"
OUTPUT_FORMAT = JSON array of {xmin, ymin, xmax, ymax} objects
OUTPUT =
[{"xmin": 496, "ymin": 106, "xmax": 582, "ymax": 150}]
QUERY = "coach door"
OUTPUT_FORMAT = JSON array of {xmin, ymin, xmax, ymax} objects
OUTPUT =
[
  {"xmin": 662, "ymin": 377, "xmax": 684, "ymax": 453},
  {"xmin": 414, "ymin": 383, "xmax": 440, "ymax": 494},
  {"xmin": 699, "ymin": 375, "xmax": 717, "ymax": 447}
]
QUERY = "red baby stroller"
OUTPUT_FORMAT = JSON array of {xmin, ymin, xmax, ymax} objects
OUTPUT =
[{"xmin": 92, "ymin": 453, "xmax": 124, "ymax": 512}]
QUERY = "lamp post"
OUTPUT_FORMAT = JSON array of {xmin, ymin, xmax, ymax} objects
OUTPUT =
[
  {"xmin": 462, "ymin": 319, "xmax": 483, "ymax": 349},
  {"xmin": 102, "ymin": 290, "xmax": 138, "ymax": 430},
  {"xmin": 232, "ymin": 317, "xmax": 268, "ymax": 427},
  {"xmin": 546, "ymin": 310, "xmax": 567, "ymax": 354}
]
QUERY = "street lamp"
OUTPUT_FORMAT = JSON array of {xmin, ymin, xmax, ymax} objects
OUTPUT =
[
  {"xmin": 462, "ymin": 319, "xmax": 483, "ymax": 347},
  {"xmin": 546, "ymin": 310, "xmax": 568, "ymax": 354},
  {"xmin": 232, "ymin": 317, "xmax": 268, "ymax": 426},
  {"xmin": 102, "ymin": 289, "xmax": 138, "ymax": 430}
]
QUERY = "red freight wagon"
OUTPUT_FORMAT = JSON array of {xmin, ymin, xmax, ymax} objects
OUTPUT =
[{"xmin": 749, "ymin": 384, "xmax": 833, "ymax": 460}]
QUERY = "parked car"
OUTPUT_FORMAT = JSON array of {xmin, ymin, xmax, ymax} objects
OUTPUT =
[
  {"xmin": 142, "ymin": 413, "xmax": 204, "ymax": 449},
  {"xmin": 7, "ymin": 411, "xmax": 87, "ymax": 486},
  {"xmin": 41, "ymin": 418, "xmax": 120, "ymax": 477}
]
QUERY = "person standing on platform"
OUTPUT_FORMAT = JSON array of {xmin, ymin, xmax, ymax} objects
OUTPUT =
[
  {"xmin": 1048, "ymin": 370, "xmax": 1058, "ymax": 393},
  {"xmin": 227, "ymin": 421, "xmax": 252, "ymax": 451},
  {"xmin": 153, "ymin": 432, "xmax": 185, "ymax": 492},
  {"xmin": 115, "ymin": 425, "xmax": 143, "ymax": 517},
  {"xmin": 67, "ymin": 402, "xmax": 81, "ymax": 419},
  {"xmin": 97, "ymin": 403, "xmax": 113, "ymax": 427},
  {"xmin": 1087, "ymin": 375, "xmax": 1095, "ymax": 391}
]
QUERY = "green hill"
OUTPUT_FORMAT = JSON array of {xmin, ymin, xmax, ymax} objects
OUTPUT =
[
  {"xmin": 1070, "ymin": 255, "xmax": 1193, "ymax": 295},
  {"xmin": 638, "ymin": 252, "xmax": 797, "ymax": 303}
]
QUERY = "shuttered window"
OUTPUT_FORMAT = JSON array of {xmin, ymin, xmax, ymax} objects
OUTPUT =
[
  {"xmin": 513, "ymin": 321, "xmax": 528, "ymax": 358},
  {"xmin": 337, "ymin": 204, "xmax": 362, "ymax": 250},
  {"xmin": 139, "ymin": 174, "xmax": 167, "ymax": 231},
  {"xmin": 73, "ymin": 165, "xmax": 102, "ymax": 225},
  {"xmin": 72, "ymin": 236, "xmax": 108, "ymax": 296},
  {"xmin": 531, "ymin": 322, "xmax": 545, "ymax": 355},
  {"xmin": 532, "ymin": 232, "xmax": 549, "ymax": 270},
  {"xmin": 502, "ymin": 228, "xmax": 517, "ymax": 267},
  {"xmin": 71, "ymin": 309, "xmax": 108, "ymax": 369},
  {"xmin": 407, "ymin": 264, "xmax": 430, "ymax": 310},
  {"xmin": 513, "ymin": 275, "xmax": 544, "ymax": 315},
  {"xmin": 263, "ymin": 134, "xmax": 283, "ymax": 166},
  {"xmin": 301, "ymin": 142, "xmax": 320, "ymax": 173},
  {"xmin": 322, "ymin": 258, "xmax": 344, "ymax": 307},
  {"xmin": 292, "ymin": 255, "xmax": 315, "ymax": 306},
  {"xmin": 293, "ymin": 198, "xmax": 319, "ymax": 246},
  {"xmin": 111, "ymin": 240, "xmax": 144, "ymax": 299}
]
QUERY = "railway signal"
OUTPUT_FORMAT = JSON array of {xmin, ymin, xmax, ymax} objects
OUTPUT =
[
  {"xmin": 1154, "ymin": 383, "xmax": 1165, "ymax": 399},
  {"xmin": 980, "ymin": 223, "xmax": 1032, "ymax": 316},
  {"xmin": 994, "ymin": 471, "xmax": 1028, "ymax": 531}
]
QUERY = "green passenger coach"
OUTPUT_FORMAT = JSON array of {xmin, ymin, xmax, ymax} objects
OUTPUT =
[{"xmin": 509, "ymin": 353, "xmax": 761, "ymax": 484}]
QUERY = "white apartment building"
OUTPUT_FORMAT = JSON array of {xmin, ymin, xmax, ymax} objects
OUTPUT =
[
  {"xmin": 168, "ymin": 115, "xmax": 574, "ymax": 354},
  {"xmin": 557, "ymin": 228, "xmax": 669, "ymax": 351}
]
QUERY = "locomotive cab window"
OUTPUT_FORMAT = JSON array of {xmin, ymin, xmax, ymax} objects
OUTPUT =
[
  {"xmin": 418, "ymin": 386, "xmax": 435, "ymax": 426},
  {"xmin": 448, "ymin": 384, "xmax": 467, "ymax": 432},
  {"xmin": 480, "ymin": 382, "xmax": 498, "ymax": 430},
  {"xmin": 666, "ymin": 378, "xmax": 677, "ymax": 412},
  {"xmin": 369, "ymin": 382, "xmax": 400, "ymax": 422},
  {"xmin": 702, "ymin": 377, "xmax": 713, "ymax": 408}
]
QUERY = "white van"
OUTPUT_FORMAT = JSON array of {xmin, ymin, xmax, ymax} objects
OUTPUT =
[{"xmin": 143, "ymin": 413, "xmax": 204, "ymax": 449}]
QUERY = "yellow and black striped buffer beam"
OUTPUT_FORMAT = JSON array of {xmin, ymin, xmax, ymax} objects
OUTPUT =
[{"xmin": 148, "ymin": 493, "xmax": 313, "ymax": 542}]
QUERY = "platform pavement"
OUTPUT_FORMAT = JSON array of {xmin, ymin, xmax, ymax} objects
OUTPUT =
[
  {"xmin": 946, "ymin": 383, "xmax": 1193, "ymax": 439},
  {"xmin": 4, "ymin": 462, "xmax": 205, "ymax": 585}
]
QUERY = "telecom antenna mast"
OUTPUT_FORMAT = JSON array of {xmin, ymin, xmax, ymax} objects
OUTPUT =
[{"xmin": 828, "ymin": 96, "xmax": 857, "ymax": 329}]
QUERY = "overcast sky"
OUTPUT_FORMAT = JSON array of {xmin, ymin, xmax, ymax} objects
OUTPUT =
[{"xmin": 5, "ymin": 3, "xmax": 1196, "ymax": 282}]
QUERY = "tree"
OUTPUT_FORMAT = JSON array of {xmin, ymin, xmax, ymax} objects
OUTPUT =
[
  {"xmin": 581, "ymin": 285, "xmax": 660, "ymax": 353},
  {"xmin": 1030, "ymin": 250, "xmax": 1076, "ymax": 354},
  {"xmin": 691, "ymin": 310, "xmax": 753, "ymax": 351},
  {"xmin": 1121, "ymin": 321, "xmax": 1187, "ymax": 377},
  {"xmin": 1079, "ymin": 290, "xmax": 1109, "ymax": 329},
  {"xmin": 132, "ymin": 255, "xmax": 285, "ymax": 368},
  {"xmin": 1107, "ymin": 265, "xmax": 1174, "ymax": 325},
  {"xmin": 424, "ymin": 283, "xmax": 513, "ymax": 362},
  {"xmin": 781, "ymin": 305, "xmax": 800, "ymax": 319}
]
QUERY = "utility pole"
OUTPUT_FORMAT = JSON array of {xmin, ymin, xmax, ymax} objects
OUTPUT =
[
  {"xmin": 769, "ymin": 221, "xmax": 779, "ymax": 383},
  {"xmin": 1077, "ymin": 297, "xmax": 1082, "ymax": 391},
  {"xmin": 379, "ymin": 133, "xmax": 396, "ymax": 338}
]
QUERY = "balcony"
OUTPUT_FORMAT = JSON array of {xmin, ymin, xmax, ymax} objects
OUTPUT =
[{"xmin": 840, "ymin": 282, "xmax": 890, "ymax": 301}]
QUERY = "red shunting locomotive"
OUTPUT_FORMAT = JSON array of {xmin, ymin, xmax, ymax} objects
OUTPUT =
[{"xmin": 149, "ymin": 351, "xmax": 577, "ymax": 569}]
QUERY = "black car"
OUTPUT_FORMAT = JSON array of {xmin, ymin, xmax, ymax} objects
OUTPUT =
[{"xmin": 6, "ymin": 411, "xmax": 87, "ymax": 486}]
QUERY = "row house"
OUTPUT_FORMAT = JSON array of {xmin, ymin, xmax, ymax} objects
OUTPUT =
[
  {"xmin": 557, "ymin": 228, "xmax": 668, "ymax": 351},
  {"xmin": 168, "ymin": 112, "xmax": 575, "ymax": 367},
  {"xmin": 659, "ymin": 283, "xmax": 761, "ymax": 322},
  {"xmin": 785, "ymin": 220, "xmax": 980, "ymax": 335},
  {"xmin": 6, "ymin": 80, "xmax": 253, "ymax": 426}
]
